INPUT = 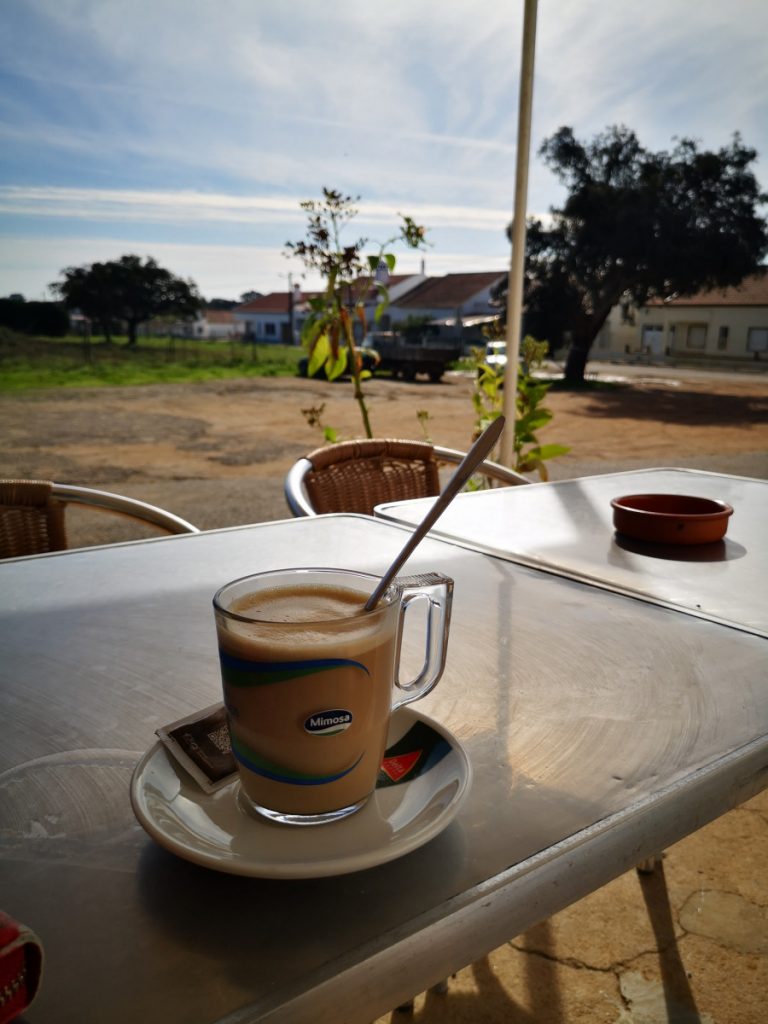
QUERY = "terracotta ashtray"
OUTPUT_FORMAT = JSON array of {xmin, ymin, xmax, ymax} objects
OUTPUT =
[{"xmin": 610, "ymin": 493, "xmax": 734, "ymax": 545}]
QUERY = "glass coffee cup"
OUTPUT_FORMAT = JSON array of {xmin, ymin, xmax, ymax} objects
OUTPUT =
[{"xmin": 213, "ymin": 567, "xmax": 453, "ymax": 825}]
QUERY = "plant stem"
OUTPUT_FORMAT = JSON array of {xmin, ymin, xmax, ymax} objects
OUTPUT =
[{"xmin": 340, "ymin": 308, "xmax": 373, "ymax": 438}]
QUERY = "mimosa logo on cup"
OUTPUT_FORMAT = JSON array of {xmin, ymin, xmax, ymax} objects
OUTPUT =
[{"xmin": 305, "ymin": 710, "xmax": 354, "ymax": 735}]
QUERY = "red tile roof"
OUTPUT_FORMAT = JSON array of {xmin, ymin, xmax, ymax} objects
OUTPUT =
[
  {"xmin": 235, "ymin": 292, "xmax": 292, "ymax": 314},
  {"xmin": 204, "ymin": 309, "xmax": 236, "ymax": 324},
  {"xmin": 394, "ymin": 272, "xmax": 506, "ymax": 309},
  {"xmin": 235, "ymin": 275, "xmax": 417, "ymax": 313},
  {"xmin": 648, "ymin": 270, "xmax": 768, "ymax": 307}
]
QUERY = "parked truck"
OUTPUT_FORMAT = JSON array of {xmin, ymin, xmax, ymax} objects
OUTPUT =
[{"xmin": 361, "ymin": 329, "xmax": 462, "ymax": 382}]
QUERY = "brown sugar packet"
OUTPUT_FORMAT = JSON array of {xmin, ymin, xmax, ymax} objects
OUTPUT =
[{"xmin": 156, "ymin": 703, "xmax": 237, "ymax": 793}]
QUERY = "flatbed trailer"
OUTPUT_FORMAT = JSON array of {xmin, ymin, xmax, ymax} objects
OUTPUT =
[{"xmin": 362, "ymin": 332, "xmax": 461, "ymax": 382}]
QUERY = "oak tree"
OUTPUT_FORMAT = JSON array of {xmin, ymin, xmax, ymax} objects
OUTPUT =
[
  {"xmin": 53, "ymin": 255, "xmax": 202, "ymax": 346},
  {"xmin": 509, "ymin": 126, "xmax": 768, "ymax": 382}
]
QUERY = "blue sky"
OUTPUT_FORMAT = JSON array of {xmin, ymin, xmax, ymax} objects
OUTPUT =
[{"xmin": 1, "ymin": 0, "xmax": 767, "ymax": 302}]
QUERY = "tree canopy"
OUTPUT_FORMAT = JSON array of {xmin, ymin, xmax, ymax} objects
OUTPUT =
[
  {"xmin": 507, "ymin": 126, "xmax": 768, "ymax": 381},
  {"xmin": 52, "ymin": 255, "xmax": 202, "ymax": 345}
]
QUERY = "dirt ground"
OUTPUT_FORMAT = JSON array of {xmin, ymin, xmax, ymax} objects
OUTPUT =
[{"xmin": 2, "ymin": 366, "xmax": 767, "ymax": 547}]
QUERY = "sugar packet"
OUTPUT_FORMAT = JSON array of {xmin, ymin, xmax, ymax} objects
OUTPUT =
[{"xmin": 156, "ymin": 703, "xmax": 237, "ymax": 793}]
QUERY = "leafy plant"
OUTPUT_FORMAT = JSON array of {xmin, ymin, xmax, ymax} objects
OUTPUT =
[
  {"xmin": 472, "ymin": 334, "xmax": 570, "ymax": 480},
  {"xmin": 416, "ymin": 409, "xmax": 433, "ymax": 442},
  {"xmin": 285, "ymin": 188, "xmax": 427, "ymax": 438},
  {"xmin": 300, "ymin": 403, "xmax": 338, "ymax": 444}
]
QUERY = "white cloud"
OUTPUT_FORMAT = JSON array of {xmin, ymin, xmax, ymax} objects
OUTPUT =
[
  {"xmin": 0, "ymin": 235, "xmax": 297, "ymax": 300},
  {"xmin": 0, "ymin": 186, "xmax": 515, "ymax": 235},
  {"xmin": 2, "ymin": 0, "xmax": 766, "ymax": 300},
  {"xmin": 0, "ymin": 234, "xmax": 509, "ymax": 302}
]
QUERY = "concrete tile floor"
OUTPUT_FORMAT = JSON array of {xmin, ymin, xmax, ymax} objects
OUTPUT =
[{"xmin": 376, "ymin": 789, "xmax": 767, "ymax": 1024}]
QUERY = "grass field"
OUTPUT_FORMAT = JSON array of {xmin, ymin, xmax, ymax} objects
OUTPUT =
[
  {"xmin": 0, "ymin": 329, "xmax": 304, "ymax": 390},
  {"xmin": 0, "ymin": 329, "xmax": 477, "ymax": 392}
]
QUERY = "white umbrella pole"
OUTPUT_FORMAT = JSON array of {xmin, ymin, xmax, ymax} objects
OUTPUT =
[{"xmin": 500, "ymin": 0, "xmax": 538, "ymax": 467}]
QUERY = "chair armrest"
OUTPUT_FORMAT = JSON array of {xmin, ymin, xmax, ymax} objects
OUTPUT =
[
  {"xmin": 284, "ymin": 460, "xmax": 316, "ymax": 517},
  {"xmin": 51, "ymin": 484, "xmax": 199, "ymax": 535}
]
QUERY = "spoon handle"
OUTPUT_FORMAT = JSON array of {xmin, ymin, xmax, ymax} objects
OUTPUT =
[{"xmin": 364, "ymin": 416, "xmax": 506, "ymax": 610}]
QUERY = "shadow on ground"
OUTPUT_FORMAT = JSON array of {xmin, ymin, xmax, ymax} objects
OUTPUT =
[{"xmin": 580, "ymin": 386, "xmax": 768, "ymax": 427}]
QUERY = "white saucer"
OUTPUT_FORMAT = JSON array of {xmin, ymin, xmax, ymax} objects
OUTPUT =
[{"xmin": 130, "ymin": 707, "xmax": 471, "ymax": 878}]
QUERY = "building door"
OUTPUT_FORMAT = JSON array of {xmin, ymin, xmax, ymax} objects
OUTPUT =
[
  {"xmin": 641, "ymin": 325, "xmax": 664, "ymax": 356},
  {"xmin": 685, "ymin": 324, "xmax": 707, "ymax": 350}
]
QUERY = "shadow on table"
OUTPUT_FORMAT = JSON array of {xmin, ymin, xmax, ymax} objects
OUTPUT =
[
  {"xmin": 135, "ymin": 820, "xmax": 469, "ymax": 1008},
  {"xmin": 613, "ymin": 534, "xmax": 747, "ymax": 562}
]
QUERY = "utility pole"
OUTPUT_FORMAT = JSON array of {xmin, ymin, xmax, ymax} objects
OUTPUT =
[
  {"xmin": 500, "ymin": 0, "xmax": 538, "ymax": 467},
  {"xmin": 288, "ymin": 272, "xmax": 295, "ymax": 345}
]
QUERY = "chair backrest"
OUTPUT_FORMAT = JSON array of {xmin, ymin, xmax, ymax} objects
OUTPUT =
[
  {"xmin": 0, "ymin": 480, "xmax": 68, "ymax": 557},
  {"xmin": 284, "ymin": 439, "xmax": 529, "ymax": 517},
  {"xmin": 0, "ymin": 479, "xmax": 199, "ymax": 559}
]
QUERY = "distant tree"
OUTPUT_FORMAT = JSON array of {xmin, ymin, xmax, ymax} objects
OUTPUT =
[
  {"xmin": 0, "ymin": 297, "xmax": 68, "ymax": 336},
  {"xmin": 52, "ymin": 255, "xmax": 203, "ymax": 346},
  {"xmin": 239, "ymin": 290, "xmax": 262, "ymax": 304},
  {"xmin": 498, "ymin": 126, "xmax": 768, "ymax": 382},
  {"xmin": 51, "ymin": 261, "xmax": 122, "ymax": 343}
]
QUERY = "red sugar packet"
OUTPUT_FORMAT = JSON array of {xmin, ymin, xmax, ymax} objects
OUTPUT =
[{"xmin": 0, "ymin": 911, "xmax": 43, "ymax": 1024}]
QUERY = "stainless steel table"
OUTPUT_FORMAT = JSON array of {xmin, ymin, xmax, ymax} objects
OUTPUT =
[
  {"xmin": 1, "ymin": 514, "xmax": 766, "ymax": 1024},
  {"xmin": 376, "ymin": 468, "xmax": 768, "ymax": 638}
]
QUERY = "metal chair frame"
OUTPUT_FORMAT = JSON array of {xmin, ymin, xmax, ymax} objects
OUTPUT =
[{"xmin": 0, "ymin": 479, "xmax": 199, "ymax": 559}]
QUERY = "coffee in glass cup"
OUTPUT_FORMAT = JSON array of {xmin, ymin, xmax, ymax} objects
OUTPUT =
[{"xmin": 213, "ymin": 567, "xmax": 452, "ymax": 825}]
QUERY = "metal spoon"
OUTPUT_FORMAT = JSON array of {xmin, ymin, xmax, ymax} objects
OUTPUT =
[{"xmin": 364, "ymin": 415, "xmax": 506, "ymax": 610}]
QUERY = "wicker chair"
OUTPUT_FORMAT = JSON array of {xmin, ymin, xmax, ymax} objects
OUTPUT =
[
  {"xmin": 284, "ymin": 438, "xmax": 529, "ymax": 518},
  {"xmin": 0, "ymin": 480, "xmax": 199, "ymax": 559}
]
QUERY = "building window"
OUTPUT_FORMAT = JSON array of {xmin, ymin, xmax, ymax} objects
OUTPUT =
[
  {"xmin": 685, "ymin": 324, "xmax": 707, "ymax": 349},
  {"xmin": 747, "ymin": 327, "xmax": 768, "ymax": 353},
  {"xmin": 264, "ymin": 323, "xmax": 276, "ymax": 337},
  {"xmin": 717, "ymin": 326, "xmax": 729, "ymax": 350}
]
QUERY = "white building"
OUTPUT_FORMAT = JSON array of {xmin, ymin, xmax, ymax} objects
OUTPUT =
[
  {"xmin": 387, "ymin": 272, "xmax": 505, "ymax": 326},
  {"xmin": 169, "ymin": 309, "xmax": 245, "ymax": 340},
  {"xmin": 594, "ymin": 272, "xmax": 768, "ymax": 367}
]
